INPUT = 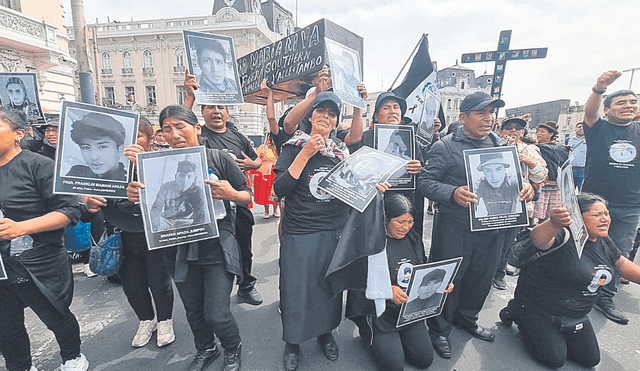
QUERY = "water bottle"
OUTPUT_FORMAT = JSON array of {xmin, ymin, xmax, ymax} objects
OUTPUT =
[{"xmin": 208, "ymin": 168, "xmax": 227, "ymax": 220}]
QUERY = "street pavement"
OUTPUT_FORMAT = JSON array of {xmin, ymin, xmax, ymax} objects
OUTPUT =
[{"xmin": 5, "ymin": 208, "xmax": 640, "ymax": 371}]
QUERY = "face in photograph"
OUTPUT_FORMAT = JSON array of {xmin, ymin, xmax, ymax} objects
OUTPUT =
[
  {"xmin": 79, "ymin": 138, "xmax": 122, "ymax": 175},
  {"xmin": 6, "ymin": 79, "xmax": 27, "ymax": 106},
  {"xmin": 482, "ymin": 163, "xmax": 507, "ymax": 188},
  {"xmin": 176, "ymin": 168, "xmax": 197, "ymax": 192}
]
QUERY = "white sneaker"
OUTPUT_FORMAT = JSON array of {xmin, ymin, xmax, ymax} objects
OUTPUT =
[
  {"xmin": 132, "ymin": 319, "xmax": 157, "ymax": 347},
  {"xmin": 30, "ymin": 366, "xmax": 38, "ymax": 371},
  {"xmin": 60, "ymin": 353, "xmax": 89, "ymax": 371},
  {"xmin": 156, "ymin": 319, "xmax": 176, "ymax": 347},
  {"xmin": 83, "ymin": 264, "xmax": 98, "ymax": 278}
]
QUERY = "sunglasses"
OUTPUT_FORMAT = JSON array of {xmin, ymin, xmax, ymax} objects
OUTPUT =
[{"xmin": 502, "ymin": 125, "xmax": 523, "ymax": 131}]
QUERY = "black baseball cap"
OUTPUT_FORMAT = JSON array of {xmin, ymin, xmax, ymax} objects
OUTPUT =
[
  {"xmin": 500, "ymin": 117, "xmax": 527, "ymax": 130},
  {"xmin": 460, "ymin": 92, "xmax": 505, "ymax": 112},
  {"xmin": 312, "ymin": 91, "xmax": 342, "ymax": 114}
]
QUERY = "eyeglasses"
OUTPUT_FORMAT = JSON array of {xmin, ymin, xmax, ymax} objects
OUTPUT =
[
  {"xmin": 502, "ymin": 125, "xmax": 522, "ymax": 131},
  {"xmin": 45, "ymin": 128, "xmax": 58, "ymax": 134}
]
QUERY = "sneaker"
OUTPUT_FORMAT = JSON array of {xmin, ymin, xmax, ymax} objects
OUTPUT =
[
  {"xmin": 594, "ymin": 298, "xmax": 629, "ymax": 325},
  {"xmin": 83, "ymin": 264, "xmax": 98, "ymax": 278},
  {"xmin": 223, "ymin": 343, "xmax": 241, "ymax": 371},
  {"xmin": 157, "ymin": 319, "xmax": 176, "ymax": 347},
  {"xmin": 493, "ymin": 276, "xmax": 507, "ymax": 290},
  {"xmin": 132, "ymin": 319, "xmax": 157, "ymax": 347},
  {"xmin": 262, "ymin": 213, "xmax": 270, "ymax": 219},
  {"xmin": 30, "ymin": 366, "xmax": 39, "ymax": 371},
  {"xmin": 185, "ymin": 346, "xmax": 220, "ymax": 371},
  {"xmin": 60, "ymin": 353, "xmax": 89, "ymax": 371},
  {"xmin": 237, "ymin": 287, "xmax": 263, "ymax": 305}
]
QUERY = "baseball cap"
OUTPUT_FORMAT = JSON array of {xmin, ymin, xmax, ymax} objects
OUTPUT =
[
  {"xmin": 311, "ymin": 91, "xmax": 342, "ymax": 114},
  {"xmin": 460, "ymin": 92, "xmax": 505, "ymax": 112},
  {"xmin": 374, "ymin": 92, "xmax": 407, "ymax": 118},
  {"xmin": 500, "ymin": 117, "xmax": 527, "ymax": 130}
]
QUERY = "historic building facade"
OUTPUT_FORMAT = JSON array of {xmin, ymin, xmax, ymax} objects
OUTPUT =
[
  {"xmin": 0, "ymin": 0, "xmax": 76, "ymax": 114},
  {"xmin": 437, "ymin": 61, "xmax": 493, "ymax": 125},
  {"xmin": 68, "ymin": 0, "xmax": 294, "ymax": 142}
]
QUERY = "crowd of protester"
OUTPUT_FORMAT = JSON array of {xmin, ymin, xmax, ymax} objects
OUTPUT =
[{"xmin": 1, "ymin": 68, "xmax": 639, "ymax": 371}]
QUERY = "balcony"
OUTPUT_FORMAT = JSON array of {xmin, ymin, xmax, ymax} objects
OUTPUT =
[
  {"xmin": 101, "ymin": 69, "xmax": 112, "ymax": 75},
  {"xmin": 122, "ymin": 68, "xmax": 133, "ymax": 75},
  {"xmin": 143, "ymin": 67, "xmax": 154, "ymax": 75},
  {"xmin": 173, "ymin": 65, "xmax": 185, "ymax": 73},
  {"xmin": 0, "ymin": 6, "xmax": 58, "ymax": 49}
]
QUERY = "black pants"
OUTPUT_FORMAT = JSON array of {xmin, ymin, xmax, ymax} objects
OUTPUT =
[
  {"xmin": 515, "ymin": 302, "xmax": 600, "ymax": 368},
  {"xmin": 172, "ymin": 263, "xmax": 241, "ymax": 351},
  {"xmin": 494, "ymin": 227, "xmax": 519, "ymax": 279},
  {"xmin": 236, "ymin": 209, "xmax": 256, "ymax": 291},
  {"xmin": 119, "ymin": 231, "xmax": 174, "ymax": 322},
  {"xmin": 427, "ymin": 213, "xmax": 504, "ymax": 337},
  {"xmin": 0, "ymin": 280, "xmax": 81, "ymax": 371},
  {"xmin": 371, "ymin": 320, "xmax": 433, "ymax": 371}
]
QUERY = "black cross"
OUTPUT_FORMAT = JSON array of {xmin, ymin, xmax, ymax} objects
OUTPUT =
[{"xmin": 461, "ymin": 30, "xmax": 548, "ymax": 101}]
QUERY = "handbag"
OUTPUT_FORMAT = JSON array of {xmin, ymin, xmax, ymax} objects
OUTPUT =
[
  {"xmin": 89, "ymin": 229, "xmax": 123, "ymax": 276},
  {"xmin": 507, "ymin": 227, "xmax": 571, "ymax": 275}
]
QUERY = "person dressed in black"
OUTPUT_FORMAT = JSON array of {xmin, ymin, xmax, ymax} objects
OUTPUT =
[
  {"xmin": 348, "ymin": 194, "xmax": 452, "ymax": 371},
  {"xmin": 127, "ymin": 105, "xmax": 249, "ymax": 371},
  {"xmin": 0, "ymin": 109, "xmax": 89, "ymax": 371},
  {"xmin": 84, "ymin": 117, "xmax": 175, "ymax": 349},
  {"xmin": 500, "ymin": 193, "xmax": 640, "ymax": 368},
  {"xmin": 21, "ymin": 116, "xmax": 59, "ymax": 160}
]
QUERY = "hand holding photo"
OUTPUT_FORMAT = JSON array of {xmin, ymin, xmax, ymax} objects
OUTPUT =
[{"xmin": 374, "ymin": 124, "xmax": 416, "ymax": 190}]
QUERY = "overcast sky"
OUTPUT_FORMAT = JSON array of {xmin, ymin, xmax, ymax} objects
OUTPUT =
[{"xmin": 65, "ymin": 0, "xmax": 640, "ymax": 109}]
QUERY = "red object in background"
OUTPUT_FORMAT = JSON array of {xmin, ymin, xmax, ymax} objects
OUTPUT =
[{"xmin": 251, "ymin": 169, "xmax": 278, "ymax": 206}]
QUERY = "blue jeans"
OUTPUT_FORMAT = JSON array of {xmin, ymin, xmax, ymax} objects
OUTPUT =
[
  {"xmin": 599, "ymin": 205, "xmax": 640, "ymax": 300},
  {"xmin": 572, "ymin": 168, "xmax": 584, "ymax": 189}
]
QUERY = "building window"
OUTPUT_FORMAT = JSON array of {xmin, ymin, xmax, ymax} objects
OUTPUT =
[
  {"xmin": 176, "ymin": 86, "xmax": 187, "ymax": 105},
  {"xmin": 122, "ymin": 51, "xmax": 133, "ymax": 74},
  {"xmin": 143, "ymin": 50, "xmax": 153, "ymax": 74},
  {"xmin": 101, "ymin": 52, "xmax": 112, "ymax": 75},
  {"xmin": 455, "ymin": 99, "xmax": 459, "ymax": 109},
  {"xmin": 461, "ymin": 81, "xmax": 465, "ymax": 89},
  {"xmin": 447, "ymin": 98, "xmax": 452, "ymax": 109},
  {"xmin": 125, "ymin": 86, "xmax": 135, "ymax": 104},
  {"xmin": 1, "ymin": 0, "xmax": 19, "ymax": 11},
  {"xmin": 104, "ymin": 87, "xmax": 115, "ymax": 106},
  {"xmin": 145, "ymin": 86, "xmax": 156, "ymax": 105},
  {"xmin": 174, "ymin": 49, "xmax": 185, "ymax": 72}
]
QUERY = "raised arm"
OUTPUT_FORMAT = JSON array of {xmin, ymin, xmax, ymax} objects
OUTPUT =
[
  {"xmin": 584, "ymin": 71, "xmax": 622, "ymax": 127},
  {"xmin": 183, "ymin": 67, "xmax": 199, "ymax": 110},
  {"xmin": 531, "ymin": 206, "xmax": 571, "ymax": 250},
  {"xmin": 283, "ymin": 66, "xmax": 330, "ymax": 134},
  {"xmin": 343, "ymin": 83, "xmax": 367, "ymax": 145},
  {"xmin": 261, "ymin": 79, "xmax": 279, "ymax": 135}
]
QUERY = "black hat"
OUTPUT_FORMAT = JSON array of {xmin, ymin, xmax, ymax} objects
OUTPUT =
[
  {"xmin": 477, "ymin": 152, "xmax": 510, "ymax": 171},
  {"xmin": 71, "ymin": 112, "xmax": 126, "ymax": 146},
  {"xmin": 500, "ymin": 117, "xmax": 527, "ymax": 130},
  {"xmin": 460, "ymin": 92, "xmax": 505, "ymax": 112},
  {"xmin": 374, "ymin": 92, "xmax": 407, "ymax": 118},
  {"xmin": 420, "ymin": 268, "xmax": 446, "ymax": 286},
  {"xmin": 312, "ymin": 91, "xmax": 342, "ymax": 114},
  {"xmin": 537, "ymin": 121, "xmax": 559, "ymax": 135}
]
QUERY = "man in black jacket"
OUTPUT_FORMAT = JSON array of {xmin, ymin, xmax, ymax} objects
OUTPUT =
[{"xmin": 418, "ymin": 92, "xmax": 534, "ymax": 359}]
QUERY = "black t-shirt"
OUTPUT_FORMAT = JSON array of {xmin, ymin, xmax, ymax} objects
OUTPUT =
[
  {"xmin": 273, "ymin": 145, "xmax": 348, "ymax": 234},
  {"xmin": 516, "ymin": 229, "xmax": 621, "ymax": 317},
  {"xmin": 269, "ymin": 130, "xmax": 292, "ymax": 156},
  {"xmin": 582, "ymin": 118, "xmax": 640, "ymax": 207}
]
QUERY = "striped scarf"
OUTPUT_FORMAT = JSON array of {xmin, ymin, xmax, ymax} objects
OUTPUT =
[{"xmin": 283, "ymin": 130, "xmax": 349, "ymax": 159}]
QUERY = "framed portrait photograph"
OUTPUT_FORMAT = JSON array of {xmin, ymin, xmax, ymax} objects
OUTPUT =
[
  {"xmin": 325, "ymin": 38, "xmax": 364, "ymax": 109},
  {"xmin": 53, "ymin": 101, "xmax": 139, "ymax": 198},
  {"xmin": 464, "ymin": 146, "xmax": 528, "ymax": 231},
  {"xmin": 397, "ymin": 257, "xmax": 463, "ymax": 328},
  {"xmin": 318, "ymin": 147, "xmax": 407, "ymax": 213},
  {"xmin": 374, "ymin": 124, "xmax": 415, "ymax": 190},
  {"xmin": 559, "ymin": 161, "xmax": 588, "ymax": 257},
  {"xmin": 0, "ymin": 254, "xmax": 7, "ymax": 281},
  {"xmin": 0, "ymin": 72, "xmax": 45, "ymax": 126},
  {"xmin": 137, "ymin": 146, "xmax": 218, "ymax": 250},
  {"xmin": 183, "ymin": 30, "xmax": 244, "ymax": 106}
]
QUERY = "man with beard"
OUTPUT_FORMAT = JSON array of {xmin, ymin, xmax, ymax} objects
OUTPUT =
[{"xmin": 150, "ymin": 160, "xmax": 207, "ymax": 232}]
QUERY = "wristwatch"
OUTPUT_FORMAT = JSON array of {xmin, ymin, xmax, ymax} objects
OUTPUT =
[{"xmin": 592, "ymin": 86, "xmax": 606, "ymax": 95}]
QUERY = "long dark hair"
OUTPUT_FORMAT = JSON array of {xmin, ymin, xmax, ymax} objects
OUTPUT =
[
  {"xmin": 577, "ymin": 192, "xmax": 608, "ymax": 213},
  {"xmin": 384, "ymin": 193, "xmax": 415, "ymax": 223},
  {"xmin": 159, "ymin": 105, "xmax": 198, "ymax": 128}
]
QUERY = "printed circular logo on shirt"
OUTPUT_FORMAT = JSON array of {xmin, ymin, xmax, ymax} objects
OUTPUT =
[
  {"xmin": 397, "ymin": 262, "xmax": 413, "ymax": 289},
  {"xmin": 609, "ymin": 142, "xmax": 636, "ymax": 163},
  {"xmin": 309, "ymin": 171, "xmax": 332, "ymax": 200},
  {"xmin": 587, "ymin": 269, "xmax": 612, "ymax": 293}
]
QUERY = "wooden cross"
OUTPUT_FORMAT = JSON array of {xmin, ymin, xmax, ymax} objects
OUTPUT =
[{"xmin": 461, "ymin": 30, "xmax": 548, "ymax": 101}]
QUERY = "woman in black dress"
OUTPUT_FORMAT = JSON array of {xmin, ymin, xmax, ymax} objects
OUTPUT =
[
  {"xmin": 501, "ymin": 193, "xmax": 640, "ymax": 368},
  {"xmin": 0, "ymin": 108, "xmax": 88, "ymax": 371}
]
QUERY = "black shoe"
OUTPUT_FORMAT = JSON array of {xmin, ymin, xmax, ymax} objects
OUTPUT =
[
  {"xmin": 493, "ymin": 276, "xmax": 507, "ymax": 290},
  {"xmin": 283, "ymin": 344, "xmax": 299, "ymax": 371},
  {"xmin": 318, "ymin": 333, "xmax": 339, "ymax": 361},
  {"xmin": 430, "ymin": 335, "xmax": 451, "ymax": 358},
  {"xmin": 185, "ymin": 346, "xmax": 220, "ymax": 371},
  {"xmin": 499, "ymin": 300, "xmax": 517, "ymax": 326},
  {"xmin": 464, "ymin": 325, "xmax": 495, "ymax": 342},
  {"xmin": 237, "ymin": 287, "xmax": 263, "ymax": 305},
  {"xmin": 107, "ymin": 274, "xmax": 122, "ymax": 284},
  {"xmin": 594, "ymin": 298, "xmax": 629, "ymax": 325},
  {"xmin": 223, "ymin": 343, "xmax": 241, "ymax": 371}
]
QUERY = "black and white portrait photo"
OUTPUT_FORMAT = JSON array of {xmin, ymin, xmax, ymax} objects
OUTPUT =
[
  {"xmin": 0, "ymin": 254, "xmax": 7, "ymax": 281},
  {"xmin": 559, "ymin": 162, "xmax": 588, "ymax": 257},
  {"xmin": 464, "ymin": 146, "xmax": 528, "ymax": 231},
  {"xmin": 137, "ymin": 147, "xmax": 218, "ymax": 250},
  {"xmin": 318, "ymin": 147, "xmax": 407, "ymax": 212},
  {"xmin": 183, "ymin": 30, "xmax": 243, "ymax": 105},
  {"xmin": 325, "ymin": 38, "xmax": 364, "ymax": 109},
  {"xmin": 53, "ymin": 101, "xmax": 138, "ymax": 199},
  {"xmin": 374, "ymin": 124, "xmax": 416, "ymax": 190},
  {"xmin": 0, "ymin": 72, "xmax": 45, "ymax": 126},
  {"xmin": 397, "ymin": 257, "xmax": 462, "ymax": 327}
]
